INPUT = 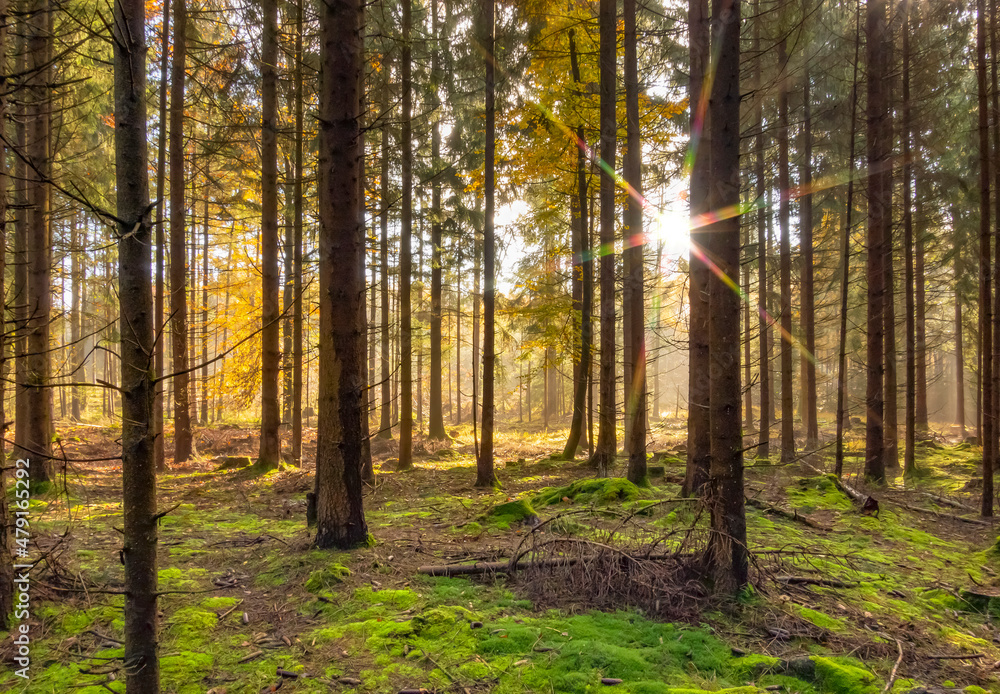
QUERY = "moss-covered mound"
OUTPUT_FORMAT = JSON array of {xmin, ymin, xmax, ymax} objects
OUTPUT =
[{"xmin": 534, "ymin": 478, "xmax": 642, "ymax": 507}]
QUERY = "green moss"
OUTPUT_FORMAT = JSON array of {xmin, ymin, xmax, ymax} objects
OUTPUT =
[
  {"xmin": 160, "ymin": 650, "xmax": 215, "ymax": 693},
  {"xmin": 305, "ymin": 563, "xmax": 352, "ymax": 593},
  {"xmin": 533, "ymin": 478, "xmax": 642, "ymax": 507},
  {"xmin": 164, "ymin": 605, "xmax": 217, "ymax": 646},
  {"xmin": 353, "ymin": 586, "xmax": 421, "ymax": 610},
  {"xmin": 812, "ymin": 656, "xmax": 880, "ymax": 694},
  {"xmin": 965, "ymin": 686, "xmax": 989, "ymax": 694},
  {"xmin": 793, "ymin": 605, "xmax": 848, "ymax": 633},
  {"xmin": 488, "ymin": 499, "xmax": 538, "ymax": 529},
  {"xmin": 730, "ymin": 654, "xmax": 782, "ymax": 677},
  {"xmin": 158, "ymin": 566, "xmax": 208, "ymax": 591}
]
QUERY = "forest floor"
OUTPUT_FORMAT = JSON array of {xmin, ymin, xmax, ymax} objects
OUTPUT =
[{"xmin": 1, "ymin": 417, "xmax": 999, "ymax": 694}]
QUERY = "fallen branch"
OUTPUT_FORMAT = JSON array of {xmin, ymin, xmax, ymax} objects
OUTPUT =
[
  {"xmin": 927, "ymin": 653, "xmax": 984, "ymax": 660},
  {"xmin": 881, "ymin": 635, "xmax": 903, "ymax": 694},
  {"xmin": 776, "ymin": 576, "xmax": 860, "ymax": 589},
  {"xmin": 418, "ymin": 551, "xmax": 683, "ymax": 577},
  {"xmin": 891, "ymin": 501, "xmax": 991, "ymax": 526},
  {"xmin": 746, "ymin": 497, "xmax": 831, "ymax": 531},
  {"xmin": 920, "ymin": 492, "xmax": 976, "ymax": 512}
]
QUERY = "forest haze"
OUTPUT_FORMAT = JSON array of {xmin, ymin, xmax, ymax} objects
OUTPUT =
[{"xmin": 2, "ymin": 0, "xmax": 1000, "ymax": 692}]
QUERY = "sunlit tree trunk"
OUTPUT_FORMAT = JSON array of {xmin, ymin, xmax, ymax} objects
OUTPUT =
[
  {"xmin": 429, "ymin": 0, "xmax": 446, "ymax": 441},
  {"xmin": 169, "ymin": 0, "xmax": 192, "ymax": 463},
  {"xmin": 378, "ymin": 80, "xmax": 392, "ymax": 440},
  {"xmin": 114, "ymin": 0, "xmax": 159, "ymax": 685},
  {"xmin": 0, "ymin": 0, "xmax": 11, "ymax": 631},
  {"xmin": 257, "ymin": 0, "xmax": 281, "ymax": 470},
  {"xmin": 684, "ymin": 0, "xmax": 709, "ymax": 494},
  {"xmin": 292, "ymin": 0, "xmax": 304, "ymax": 462},
  {"xmin": 953, "ymin": 207, "xmax": 966, "ymax": 438},
  {"xmin": 153, "ymin": 0, "xmax": 171, "ymax": 472},
  {"xmin": 706, "ymin": 0, "xmax": 746, "ymax": 593},
  {"xmin": 398, "ymin": 0, "xmax": 414, "ymax": 470},
  {"xmin": 979, "ymin": 0, "xmax": 995, "ymax": 514},
  {"xmin": 754, "ymin": 0, "xmax": 768, "ymax": 460},
  {"xmin": 623, "ymin": 0, "xmax": 646, "ymax": 484},
  {"xmin": 777, "ymin": 38, "xmax": 794, "ymax": 464},
  {"xmin": 902, "ymin": 0, "xmax": 916, "ymax": 475},
  {"xmin": 314, "ymin": 0, "xmax": 369, "ymax": 547},
  {"xmin": 478, "ymin": 0, "xmax": 498, "ymax": 488},
  {"xmin": 799, "ymin": 63, "xmax": 818, "ymax": 452},
  {"xmin": 865, "ymin": 0, "xmax": 890, "ymax": 483}
]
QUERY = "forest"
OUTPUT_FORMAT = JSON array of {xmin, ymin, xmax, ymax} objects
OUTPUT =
[{"xmin": 1, "ymin": 0, "xmax": 1000, "ymax": 691}]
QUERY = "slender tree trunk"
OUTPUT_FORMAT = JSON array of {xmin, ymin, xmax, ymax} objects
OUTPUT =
[
  {"xmin": 13, "ymin": 30, "xmax": 25, "ymax": 460},
  {"xmin": 777, "ymin": 38, "xmax": 794, "ymax": 464},
  {"xmin": 591, "ymin": 0, "xmax": 618, "ymax": 477},
  {"xmin": 455, "ymin": 250, "xmax": 462, "ymax": 425},
  {"xmin": 865, "ymin": 0, "xmax": 890, "ymax": 483},
  {"xmin": 836, "ymin": 4, "xmax": 861, "ymax": 477},
  {"xmin": 754, "ymin": 0, "xmax": 768, "ymax": 460},
  {"xmin": 478, "ymin": 0, "xmax": 498, "ymax": 487},
  {"xmin": 983, "ymin": 0, "xmax": 996, "ymax": 514},
  {"xmin": 398, "ymin": 0, "xmax": 414, "ymax": 469},
  {"xmin": 169, "ymin": 0, "xmax": 192, "ymax": 463},
  {"xmin": 0, "ymin": 0, "xmax": 12, "ymax": 631},
  {"xmin": 623, "ymin": 0, "xmax": 646, "ymax": 484},
  {"xmin": 706, "ymin": 0, "xmax": 746, "ymax": 593},
  {"xmin": 71, "ymin": 214, "xmax": 81, "ymax": 421},
  {"xmin": 284, "ymin": 164, "xmax": 294, "ymax": 427},
  {"xmin": 378, "ymin": 80, "xmax": 392, "ymax": 440},
  {"xmin": 314, "ymin": 0, "xmax": 369, "ymax": 548},
  {"xmin": 200, "ymin": 197, "xmax": 209, "ymax": 427},
  {"xmin": 257, "ymin": 0, "xmax": 281, "ymax": 470},
  {"xmin": 429, "ymin": 0, "xmax": 446, "ymax": 441},
  {"xmin": 902, "ymin": 0, "xmax": 916, "ymax": 475},
  {"xmin": 23, "ymin": 0, "xmax": 52, "ymax": 485},
  {"xmin": 799, "ymin": 63, "xmax": 818, "ymax": 451},
  {"xmin": 154, "ymin": 0, "xmax": 170, "ymax": 472},
  {"xmin": 114, "ymin": 0, "xmax": 159, "ymax": 686},
  {"xmin": 291, "ymin": 0, "xmax": 304, "ymax": 461},
  {"xmin": 686, "ymin": 0, "xmax": 710, "ymax": 493},
  {"xmin": 562, "ymin": 29, "xmax": 591, "ymax": 458}
]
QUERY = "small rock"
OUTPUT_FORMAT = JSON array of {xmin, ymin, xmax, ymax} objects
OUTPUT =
[
  {"xmin": 731, "ymin": 647, "xmax": 746, "ymax": 657},
  {"xmin": 338, "ymin": 677, "xmax": 362, "ymax": 686},
  {"xmin": 242, "ymin": 612, "xmax": 250, "ymax": 625},
  {"xmin": 470, "ymin": 621, "xmax": 483, "ymax": 629}
]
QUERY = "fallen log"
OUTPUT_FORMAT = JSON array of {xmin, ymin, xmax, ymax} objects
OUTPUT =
[
  {"xmin": 891, "ymin": 501, "xmax": 992, "ymax": 526},
  {"xmin": 920, "ymin": 492, "xmax": 977, "ymax": 512},
  {"xmin": 745, "ymin": 497, "xmax": 832, "ymax": 531}
]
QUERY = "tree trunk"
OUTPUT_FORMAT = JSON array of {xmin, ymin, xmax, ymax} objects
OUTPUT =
[
  {"xmin": 114, "ymin": 0, "xmax": 159, "ymax": 685},
  {"xmin": 980, "ymin": 0, "xmax": 995, "ymax": 514},
  {"xmin": 836, "ymin": 3, "xmax": 861, "ymax": 477},
  {"xmin": 169, "ymin": 0, "xmax": 193, "ymax": 463},
  {"xmin": 902, "ymin": 0, "xmax": 916, "ymax": 475},
  {"xmin": 429, "ymin": 0, "xmax": 446, "ymax": 441},
  {"xmin": 154, "ymin": 0, "xmax": 171, "ymax": 472},
  {"xmin": 70, "ymin": 213, "xmax": 81, "ymax": 421},
  {"xmin": 623, "ymin": 0, "xmax": 646, "ymax": 485},
  {"xmin": 754, "ymin": 0, "xmax": 768, "ymax": 460},
  {"xmin": 954, "ymin": 207, "xmax": 966, "ymax": 438},
  {"xmin": 257, "ymin": 0, "xmax": 281, "ymax": 471},
  {"xmin": 865, "ymin": 0, "xmax": 890, "ymax": 483},
  {"xmin": 591, "ymin": 0, "xmax": 617, "ymax": 477},
  {"xmin": 776, "ymin": 38, "xmax": 794, "ymax": 465},
  {"xmin": 0, "ymin": 0, "xmax": 11, "ymax": 631},
  {"xmin": 478, "ymin": 0, "xmax": 498, "ymax": 488},
  {"xmin": 292, "ymin": 0, "xmax": 304, "ymax": 462},
  {"xmin": 706, "ymin": 0, "xmax": 746, "ymax": 593},
  {"xmin": 685, "ymin": 0, "xmax": 710, "ymax": 494},
  {"xmin": 314, "ymin": 0, "xmax": 369, "ymax": 548},
  {"xmin": 12, "ymin": 28, "xmax": 25, "ymax": 460},
  {"xmin": 378, "ymin": 79, "xmax": 392, "ymax": 440},
  {"xmin": 201, "ymin": 196, "xmax": 209, "ymax": 426},
  {"xmin": 23, "ymin": 0, "xmax": 52, "ymax": 486},
  {"xmin": 398, "ymin": 0, "xmax": 414, "ymax": 470},
  {"xmin": 799, "ymin": 63, "xmax": 818, "ymax": 452}
]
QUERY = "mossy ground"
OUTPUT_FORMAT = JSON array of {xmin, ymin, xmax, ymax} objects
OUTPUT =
[{"xmin": 1, "ymin": 419, "xmax": 998, "ymax": 692}]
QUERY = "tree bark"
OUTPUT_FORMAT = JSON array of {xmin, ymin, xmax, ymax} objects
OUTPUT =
[
  {"xmin": 314, "ymin": 0, "xmax": 369, "ymax": 548},
  {"xmin": 113, "ymin": 0, "xmax": 159, "ymax": 686},
  {"xmin": 23, "ymin": 0, "xmax": 52, "ymax": 486},
  {"xmin": 953, "ymin": 206, "xmax": 966, "ymax": 438},
  {"xmin": 865, "ymin": 0, "xmax": 890, "ymax": 483},
  {"xmin": 799, "ymin": 63, "xmax": 818, "ymax": 452},
  {"xmin": 623, "ymin": 0, "xmax": 646, "ymax": 485},
  {"xmin": 478, "ymin": 0, "xmax": 498, "ymax": 488},
  {"xmin": 706, "ymin": 0, "xmax": 747, "ymax": 593},
  {"xmin": 398, "ymin": 0, "xmax": 414, "ymax": 470},
  {"xmin": 257, "ymin": 0, "xmax": 281, "ymax": 471},
  {"xmin": 978, "ymin": 0, "xmax": 994, "ymax": 514},
  {"xmin": 378, "ymin": 78, "xmax": 392, "ymax": 440},
  {"xmin": 754, "ymin": 0, "xmax": 768, "ymax": 460},
  {"xmin": 902, "ymin": 0, "xmax": 916, "ymax": 475},
  {"xmin": 0, "ymin": 0, "xmax": 11, "ymax": 631},
  {"xmin": 154, "ymin": 0, "xmax": 171, "ymax": 472},
  {"xmin": 777, "ymin": 38, "xmax": 794, "ymax": 464},
  {"xmin": 429, "ymin": 0, "xmax": 446, "ymax": 441},
  {"xmin": 169, "ymin": 0, "xmax": 192, "ymax": 463},
  {"xmin": 685, "ymin": 0, "xmax": 709, "ymax": 494},
  {"xmin": 292, "ymin": 0, "xmax": 304, "ymax": 462}
]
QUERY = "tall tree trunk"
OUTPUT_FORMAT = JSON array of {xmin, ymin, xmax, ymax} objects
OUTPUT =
[
  {"xmin": 378, "ymin": 79, "xmax": 392, "ymax": 440},
  {"xmin": 477, "ymin": 0, "xmax": 498, "ymax": 488},
  {"xmin": 200, "ymin": 197, "xmax": 209, "ymax": 426},
  {"xmin": 398, "ymin": 0, "xmax": 414, "ymax": 470},
  {"xmin": 706, "ymin": 0, "xmax": 746, "ymax": 593},
  {"xmin": 0, "ymin": 0, "xmax": 12, "ymax": 632},
  {"xmin": 865, "ymin": 0, "xmax": 890, "ymax": 483},
  {"xmin": 754, "ymin": 0, "xmax": 768, "ymax": 460},
  {"xmin": 902, "ymin": 0, "xmax": 916, "ymax": 475},
  {"xmin": 13, "ymin": 27, "xmax": 25, "ymax": 460},
  {"xmin": 591, "ymin": 0, "xmax": 617, "ymax": 477},
  {"xmin": 799, "ymin": 63, "xmax": 818, "ymax": 452},
  {"xmin": 169, "ymin": 0, "xmax": 193, "ymax": 463},
  {"xmin": 954, "ymin": 207, "xmax": 966, "ymax": 438},
  {"xmin": 562, "ymin": 29, "xmax": 590, "ymax": 460},
  {"xmin": 455, "ymin": 250, "xmax": 462, "ymax": 425},
  {"xmin": 836, "ymin": 3, "xmax": 861, "ymax": 477},
  {"xmin": 154, "ymin": 0, "xmax": 171, "ymax": 472},
  {"xmin": 257, "ymin": 0, "xmax": 281, "ymax": 470},
  {"xmin": 314, "ymin": 0, "xmax": 369, "ymax": 548},
  {"xmin": 983, "ymin": 0, "xmax": 996, "ymax": 514},
  {"xmin": 623, "ymin": 0, "xmax": 646, "ymax": 485},
  {"xmin": 70, "ymin": 213, "xmax": 81, "ymax": 421},
  {"xmin": 292, "ymin": 0, "xmax": 304, "ymax": 462},
  {"xmin": 429, "ymin": 0, "xmax": 446, "ymax": 441},
  {"xmin": 23, "ymin": 0, "xmax": 52, "ymax": 486},
  {"xmin": 113, "ymin": 0, "xmax": 159, "ymax": 686},
  {"xmin": 685, "ymin": 0, "xmax": 710, "ymax": 493},
  {"xmin": 284, "ymin": 163, "xmax": 294, "ymax": 428},
  {"xmin": 777, "ymin": 38, "xmax": 794, "ymax": 464}
]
